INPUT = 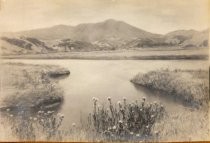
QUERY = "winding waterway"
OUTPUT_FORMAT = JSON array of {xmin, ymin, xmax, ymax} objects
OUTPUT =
[{"xmin": 3, "ymin": 59, "xmax": 208, "ymax": 129}]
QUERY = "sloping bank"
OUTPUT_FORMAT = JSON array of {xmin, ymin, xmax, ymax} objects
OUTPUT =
[
  {"xmin": 131, "ymin": 69, "xmax": 208, "ymax": 108},
  {"xmin": 0, "ymin": 62, "xmax": 70, "ymax": 115}
]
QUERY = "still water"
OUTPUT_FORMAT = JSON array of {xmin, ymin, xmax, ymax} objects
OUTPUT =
[{"xmin": 4, "ymin": 59, "xmax": 208, "ymax": 128}]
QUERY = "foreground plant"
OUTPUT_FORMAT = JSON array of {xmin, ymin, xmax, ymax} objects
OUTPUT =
[{"xmin": 89, "ymin": 97, "xmax": 166, "ymax": 141}]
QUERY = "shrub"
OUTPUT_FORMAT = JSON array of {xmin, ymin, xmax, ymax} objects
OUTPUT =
[{"xmin": 88, "ymin": 97, "xmax": 166, "ymax": 141}]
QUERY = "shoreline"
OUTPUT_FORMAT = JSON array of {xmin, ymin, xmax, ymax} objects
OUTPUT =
[
  {"xmin": 1, "ymin": 48, "xmax": 208, "ymax": 60},
  {"xmin": 1, "ymin": 54, "xmax": 208, "ymax": 60},
  {"xmin": 131, "ymin": 69, "xmax": 209, "ymax": 108},
  {"xmin": 0, "ymin": 62, "xmax": 70, "ymax": 115}
]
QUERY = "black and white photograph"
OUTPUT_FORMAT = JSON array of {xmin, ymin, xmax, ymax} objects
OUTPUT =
[{"xmin": 0, "ymin": 0, "xmax": 209, "ymax": 142}]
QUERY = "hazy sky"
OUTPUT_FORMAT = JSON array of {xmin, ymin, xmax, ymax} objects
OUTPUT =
[{"xmin": 0, "ymin": 0, "xmax": 209, "ymax": 34}]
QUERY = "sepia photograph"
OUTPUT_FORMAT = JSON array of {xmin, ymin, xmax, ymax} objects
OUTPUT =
[{"xmin": 0, "ymin": 0, "xmax": 209, "ymax": 142}]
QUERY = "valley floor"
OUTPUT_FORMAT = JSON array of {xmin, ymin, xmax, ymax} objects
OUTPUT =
[{"xmin": 1, "ymin": 48, "xmax": 208, "ymax": 60}]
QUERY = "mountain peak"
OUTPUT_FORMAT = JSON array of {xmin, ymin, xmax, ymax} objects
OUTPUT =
[{"xmin": 104, "ymin": 19, "xmax": 120, "ymax": 23}]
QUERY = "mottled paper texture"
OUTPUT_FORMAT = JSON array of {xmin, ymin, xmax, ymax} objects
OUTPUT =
[{"xmin": 0, "ymin": 0, "xmax": 209, "ymax": 142}]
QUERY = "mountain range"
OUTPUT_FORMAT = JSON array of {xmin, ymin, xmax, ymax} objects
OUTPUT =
[{"xmin": 1, "ymin": 19, "xmax": 208, "ymax": 55}]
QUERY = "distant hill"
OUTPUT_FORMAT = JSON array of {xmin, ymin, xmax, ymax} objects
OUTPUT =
[
  {"xmin": 0, "ymin": 36, "xmax": 53, "ymax": 55},
  {"xmin": 15, "ymin": 19, "xmax": 160, "ymax": 41},
  {"xmin": 125, "ymin": 29, "xmax": 209, "ymax": 48},
  {"xmin": 1, "ymin": 19, "xmax": 208, "ymax": 55}
]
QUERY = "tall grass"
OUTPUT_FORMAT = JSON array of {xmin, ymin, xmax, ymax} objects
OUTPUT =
[
  {"xmin": 1, "ymin": 109, "xmax": 64, "ymax": 141},
  {"xmin": 131, "ymin": 69, "xmax": 208, "ymax": 108}
]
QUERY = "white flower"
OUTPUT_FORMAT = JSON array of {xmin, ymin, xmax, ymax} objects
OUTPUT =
[
  {"xmin": 59, "ymin": 113, "xmax": 64, "ymax": 118},
  {"xmin": 6, "ymin": 108, "xmax": 10, "ymax": 112},
  {"xmin": 33, "ymin": 117, "xmax": 37, "ymax": 121},
  {"xmin": 118, "ymin": 120, "xmax": 123, "ymax": 124},
  {"xmin": 112, "ymin": 126, "xmax": 116, "ymax": 130},
  {"xmin": 10, "ymin": 114, "xmax": 13, "ymax": 117},
  {"xmin": 92, "ymin": 97, "xmax": 96, "ymax": 101},
  {"xmin": 130, "ymin": 132, "xmax": 134, "ymax": 135},
  {"xmin": 117, "ymin": 101, "xmax": 121, "ymax": 105},
  {"xmin": 38, "ymin": 111, "xmax": 42, "ymax": 114},
  {"xmin": 136, "ymin": 134, "xmax": 140, "ymax": 137},
  {"xmin": 107, "ymin": 97, "xmax": 111, "ymax": 101},
  {"xmin": 41, "ymin": 119, "xmax": 44, "ymax": 122},
  {"xmin": 142, "ymin": 97, "xmax": 146, "ymax": 101},
  {"xmin": 72, "ymin": 123, "xmax": 76, "ymax": 127},
  {"xmin": 154, "ymin": 101, "xmax": 157, "ymax": 104},
  {"xmin": 47, "ymin": 111, "xmax": 53, "ymax": 114},
  {"xmin": 29, "ymin": 117, "xmax": 33, "ymax": 120}
]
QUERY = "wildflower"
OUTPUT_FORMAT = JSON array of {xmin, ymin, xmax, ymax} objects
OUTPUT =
[
  {"xmin": 95, "ymin": 98, "xmax": 99, "ymax": 102},
  {"xmin": 47, "ymin": 111, "xmax": 53, "ymax": 114},
  {"xmin": 136, "ymin": 134, "xmax": 140, "ymax": 137},
  {"xmin": 41, "ymin": 119, "xmax": 44, "ymax": 122},
  {"xmin": 117, "ymin": 101, "xmax": 121, "ymax": 105},
  {"xmin": 6, "ymin": 108, "xmax": 10, "ymax": 112},
  {"xmin": 38, "ymin": 111, "xmax": 42, "ymax": 114},
  {"xmin": 107, "ymin": 97, "xmax": 111, "ymax": 101},
  {"xmin": 10, "ymin": 114, "xmax": 13, "ymax": 117},
  {"xmin": 142, "ymin": 97, "xmax": 146, "ymax": 101},
  {"xmin": 118, "ymin": 120, "xmax": 123, "ymax": 124},
  {"xmin": 33, "ymin": 117, "xmax": 37, "ymax": 121},
  {"xmin": 112, "ymin": 126, "xmax": 116, "ymax": 130},
  {"xmin": 154, "ymin": 131, "xmax": 159, "ymax": 135},
  {"xmin": 92, "ymin": 97, "xmax": 96, "ymax": 101},
  {"xmin": 59, "ymin": 113, "xmax": 64, "ymax": 118},
  {"xmin": 130, "ymin": 132, "xmax": 134, "ymax": 135},
  {"xmin": 72, "ymin": 123, "xmax": 76, "ymax": 127},
  {"xmin": 154, "ymin": 101, "xmax": 157, "ymax": 104},
  {"xmin": 146, "ymin": 125, "xmax": 149, "ymax": 128},
  {"xmin": 29, "ymin": 117, "xmax": 33, "ymax": 120},
  {"xmin": 151, "ymin": 114, "xmax": 155, "ymax": 118},
  {"xmin": 123, "ymin": 97, "xmax": 126, "ymax": 101}
]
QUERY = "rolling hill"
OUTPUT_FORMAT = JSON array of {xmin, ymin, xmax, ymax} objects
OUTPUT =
[{"xmin": 1, "ymin": 19, "xmax": 208, "ymax": 55}]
